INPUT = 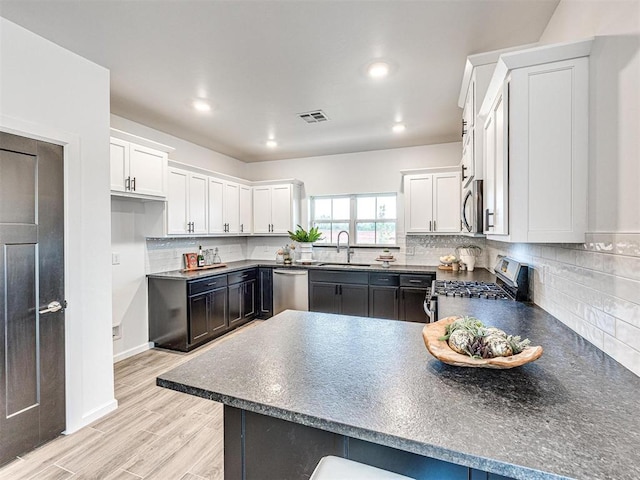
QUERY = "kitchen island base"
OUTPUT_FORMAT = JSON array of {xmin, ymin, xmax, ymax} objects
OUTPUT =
[{"xmin": 224, "ymin": 405, "xmax": 513, "ymax": 480}]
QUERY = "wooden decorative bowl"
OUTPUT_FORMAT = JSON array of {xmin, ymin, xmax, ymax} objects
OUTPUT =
[{"xmin": 422, "ymin": 316, "xmax": 543, "ymax": 369}]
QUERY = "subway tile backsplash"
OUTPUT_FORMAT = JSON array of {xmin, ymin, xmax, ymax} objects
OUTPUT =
[
  {"xmin": 485, "ymin": 233, "xmax": 640, "ymax": 377},
  {"xmin": 146, "ymin": 232, "xmax": 640, "ymax": 377}
]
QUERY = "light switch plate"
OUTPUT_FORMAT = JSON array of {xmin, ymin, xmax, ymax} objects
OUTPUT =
[{"xmin": 112, "ymin": 252, "xmax": 121, "ymax": 265}]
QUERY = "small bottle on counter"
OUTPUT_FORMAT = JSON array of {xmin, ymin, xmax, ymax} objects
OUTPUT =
[
  {"xmin": 212, "ymin": 247, "xmax": 221, "ymax": 264},
  {"xmin": 197, "ymin": 245, "xmax": 205, "ymax": 267}
]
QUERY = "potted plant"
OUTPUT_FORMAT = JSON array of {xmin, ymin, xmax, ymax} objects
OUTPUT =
[{"xmin": 288, "ymin": 225, "xmax": 323, "ymax": 262}]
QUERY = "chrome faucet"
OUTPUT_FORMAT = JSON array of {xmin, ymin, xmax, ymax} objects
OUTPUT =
[{"xmin": 336, "ymin": 230, "xmax": 353, "ymax": 263}]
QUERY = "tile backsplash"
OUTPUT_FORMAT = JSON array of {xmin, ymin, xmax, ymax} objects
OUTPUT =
[
  {"xmin": 485, "ymin": 233, "xmax": 640, "ymax": 377},
  {"xmin": 146, "ymin": 237, "xmax": 247, "ymax": 273}
]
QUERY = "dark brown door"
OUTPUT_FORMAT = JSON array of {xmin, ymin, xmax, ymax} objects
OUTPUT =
[{"xmin": 0, "ymin": 132, "xmax": 65, "ymax": 464}]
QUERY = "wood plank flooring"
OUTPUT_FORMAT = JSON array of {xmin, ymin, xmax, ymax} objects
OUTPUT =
[{"xmin": 0, "ymin": 322, "xmax": 261, "ymax": 480}]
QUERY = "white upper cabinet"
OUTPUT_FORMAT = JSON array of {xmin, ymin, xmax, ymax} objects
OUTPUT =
[
  {"xmin": 433, "ymin": 174, "xmax": 462, "ymax": 233},
  {"xmin": 404, "ymin": 171, "xmax": 461, "ymax": 234},
  {"xmin": 458, "ymin": 45, "xmax": 537, "ymax": 189},
  {"xmin": 110, "ymin": 136, "xmax": 168, "ymax": 199},
  {"xmin": 404, "ymin": 175, "xmax": 434, "ymax": 233},
  {"xmin": 239, "ymin": 185, "xmax": 252, "ymax": 235},
  {"xmin": 110, "ymin": 138, "xmax": 129, "ymax": 192},
  {"xmin": 208, "ymin": 178, "xmax": 246, "ymax": 234},
  {"xmin": 479, "ymin": 39, "xmax": 592, "ymax": 243},
  {"xmin": 252, "ymin": 183, "xmax": 300, "ymax": 234},
  {"xmin": 167, "ymin": 168, "xmax": 208, "ymax": 235}
]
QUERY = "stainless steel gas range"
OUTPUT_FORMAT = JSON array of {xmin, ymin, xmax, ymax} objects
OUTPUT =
[{"xmin": 424, "ymin": 256, "xmax": 529, "ymax": 322}]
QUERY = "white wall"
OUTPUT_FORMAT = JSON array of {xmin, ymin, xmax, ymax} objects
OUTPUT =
[
  {"xmin": 243, "ymin": 142, "xmax": 461, "ymax": 196},
  {"xmin": 111, "ymin": 114, "xmax": 246, "ymax": 178},
  {"xmin": 0, "ymin": 18, "xmax": 116, "ymax": 431}
]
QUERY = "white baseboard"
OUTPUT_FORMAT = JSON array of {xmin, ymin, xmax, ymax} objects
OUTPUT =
[
  {"xmin": 64, "ymin": 398, "xmax": 118, "ymax": 434},
  {"xmin": 113, "ymin": 342, "xmax": 154, "ymax": 363}
]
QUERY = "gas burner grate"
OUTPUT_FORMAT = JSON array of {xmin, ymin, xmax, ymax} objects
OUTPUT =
[{"xmin": 434, "ymin": 280, "xmax": 513, "ymax": 300}]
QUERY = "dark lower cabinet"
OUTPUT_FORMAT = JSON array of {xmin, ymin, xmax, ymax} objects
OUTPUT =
[
  {"xmin": 338, "ymin": 284, "xmax": 369, "ymax": 316},
  {"xmin": 399, "ymin": 287, "xmax": 428, "ymax": 322},
  {"xmin": 399, "ymin": 274, "xmax": 434, "ymax": 323},
  {"xmin": 148, "ymin": 268, "xmax": 257, "ymax": 352},
  {"xmin": 188, "ymin": 292, "xmax": 209, "ymax": 344},
  {"xmin": 309, "ymin": 270, "xmax": 435, "ymax": 321},
  {"xmin": 188, "ymin": 286, "xmax": 228, "ymax": 344},
  {"xmin": 258, "ymin": 268, "xmax": 273, "ymax": 319},
  {"xmin": 309, "ymin": 282, "xmax": 340, "ymax": 314},
  {"xmin": 229, "ymin": 269, "xmax": 257, "ymax": 328},
  {"xmin": 369, "ymin": 286, "xmax": 399, "ymax": 319},
  {"xmin": 229, "ymin": 280, "xmax": 256, "ymax": 326},
  {"xmin": 224, "ymin": 406, "xmax": 516, "ymax": 480},
  {"xmin": 369, "ymin": 273, "xmax": 400, "ymax": 320},
  {"xmin": 309, "ymin": 270, "xmax": 369, "ymax": 317}
]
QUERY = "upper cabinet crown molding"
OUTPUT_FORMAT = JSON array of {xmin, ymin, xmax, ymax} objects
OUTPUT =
[
  {"xmin": 479, "ymin": 38, "xmax": 594, "ymax": 117},
  {"xmin": 168, "ymin": 160, "xmax": 251, "ymax": 187},
  {"xmin": 110, "ymin": 128, "xmax": 175, "ymax": 153},
  {"xmin": 457, "ymin": 43, "xmax": 538, "ymax": 108}
]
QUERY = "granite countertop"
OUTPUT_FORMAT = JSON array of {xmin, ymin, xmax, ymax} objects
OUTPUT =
[
  {"xmin": 147, "ymin": 259, "xmax": 494, "ymax": 280},
  {"xmin": 157, "ymin": 309, "xmax": 640, "ymax": 480}
]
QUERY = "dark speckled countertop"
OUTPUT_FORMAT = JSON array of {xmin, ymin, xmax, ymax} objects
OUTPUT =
[
  {"xmin": 158, "ymin": 309, "xmax": 640, "ymax": 480},
  {"xmin": 147, "ymin": 259, "xmax": 449, "ymax": 280}
]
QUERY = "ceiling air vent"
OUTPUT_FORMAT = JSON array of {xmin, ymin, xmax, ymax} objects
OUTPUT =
[{"xmin": 298, "ymin": 110, "xmax": 329, "ymax": 123}]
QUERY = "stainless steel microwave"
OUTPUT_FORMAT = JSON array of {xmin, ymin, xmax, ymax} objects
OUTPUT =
[{"xmin": 461, "ymin": 180, "xmax": 483, "ymax": 234}]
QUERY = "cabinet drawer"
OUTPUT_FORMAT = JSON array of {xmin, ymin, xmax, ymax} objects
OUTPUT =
[
  {"xmin": 369, "ymin": 273, "xmax": 400, "ymax": 286},
  {"xmin": 309, "ymin": 270, "xmax": 368, "ymax": 285},
  {"xmin": 188, "ymin": 275, "xmax": 228, "ymax": 296},
  {"xmin": 228, "ymin": 268, "xmax": 257, "ymax": 285},
  {"xmin": 400, "ymin": 274, "xmax": 434, "ymax": 288}
]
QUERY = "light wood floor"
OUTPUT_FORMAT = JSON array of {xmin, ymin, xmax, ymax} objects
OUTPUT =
[{"xmin": 0, "ymin": 322, "xmax": 261, "ymax": 480}]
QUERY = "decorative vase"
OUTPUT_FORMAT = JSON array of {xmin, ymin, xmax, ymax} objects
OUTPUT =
[
  {"xmin": 460, "ymin": 254, "xmax": 476, "ymax": 271},
  {"xmin": 298, "ymin": 242, "xmax": 314, "ymax": 262}
]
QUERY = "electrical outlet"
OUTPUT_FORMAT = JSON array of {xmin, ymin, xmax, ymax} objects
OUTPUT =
[
  {"xmin": 112, "ymin": 325, "xmax": 122, "ymax": 340},
  {"xmin": 111, "ymin": 252, "xmax": 120, "ymax": 265},
  {"xmin": 406, "ymin": 246, "xmax": 415, "ymax": 256}
]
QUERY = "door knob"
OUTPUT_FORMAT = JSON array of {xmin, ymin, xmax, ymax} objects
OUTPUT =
[{"xmin": 40, "ymin": 301, "xmax": 63, "ymax": 314}]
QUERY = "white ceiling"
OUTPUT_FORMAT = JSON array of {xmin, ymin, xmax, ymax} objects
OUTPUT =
[{"xmin": 0, "ymin": 0, "xmax": 559, "ymax": 162}]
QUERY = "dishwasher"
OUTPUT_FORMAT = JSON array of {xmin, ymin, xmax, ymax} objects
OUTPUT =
[{"xmin": 273, "ymin": 269, "xmax": 309, "ymax": 315}]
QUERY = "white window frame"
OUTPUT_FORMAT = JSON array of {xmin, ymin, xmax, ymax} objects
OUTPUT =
[{"xmin": 310, "ymin": 193, "xmax": 398, "ymax": 246}]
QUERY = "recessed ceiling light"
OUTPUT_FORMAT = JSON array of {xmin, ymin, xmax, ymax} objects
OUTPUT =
[
  {"xmin": 192, "ymin": 100, "xmax": 211, "ymax": 112},
  {"xmin": 392, "ymin": 123, "xmax": 406, "ymax": 133},
  {"xmin": 266, "ymin": 140, "xmax": 278, "ymax": 148},
  {"xmin": 368, "ymin": 62, "xmax": 390, "ymax": 78}
]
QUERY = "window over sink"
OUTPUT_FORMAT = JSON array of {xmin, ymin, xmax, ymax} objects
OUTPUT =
[{"xmin": 310, "ymin": 194, "xmax": 397, "ymax": 246}]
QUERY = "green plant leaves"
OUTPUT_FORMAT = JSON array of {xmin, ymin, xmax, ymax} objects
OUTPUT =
[{"xmin": 288, "ymin": 224, "xmax": 324, "ymax": 242}]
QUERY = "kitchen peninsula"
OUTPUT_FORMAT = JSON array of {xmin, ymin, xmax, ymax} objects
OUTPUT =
[{"xmin": 158, "ymin": 309, "xmax": 640, "ymax": 480}]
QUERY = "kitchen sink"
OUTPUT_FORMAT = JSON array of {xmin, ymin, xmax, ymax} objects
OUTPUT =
[{"xmin": 317, "ymin": 262, "xmax": 373, "ymax": 268}]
